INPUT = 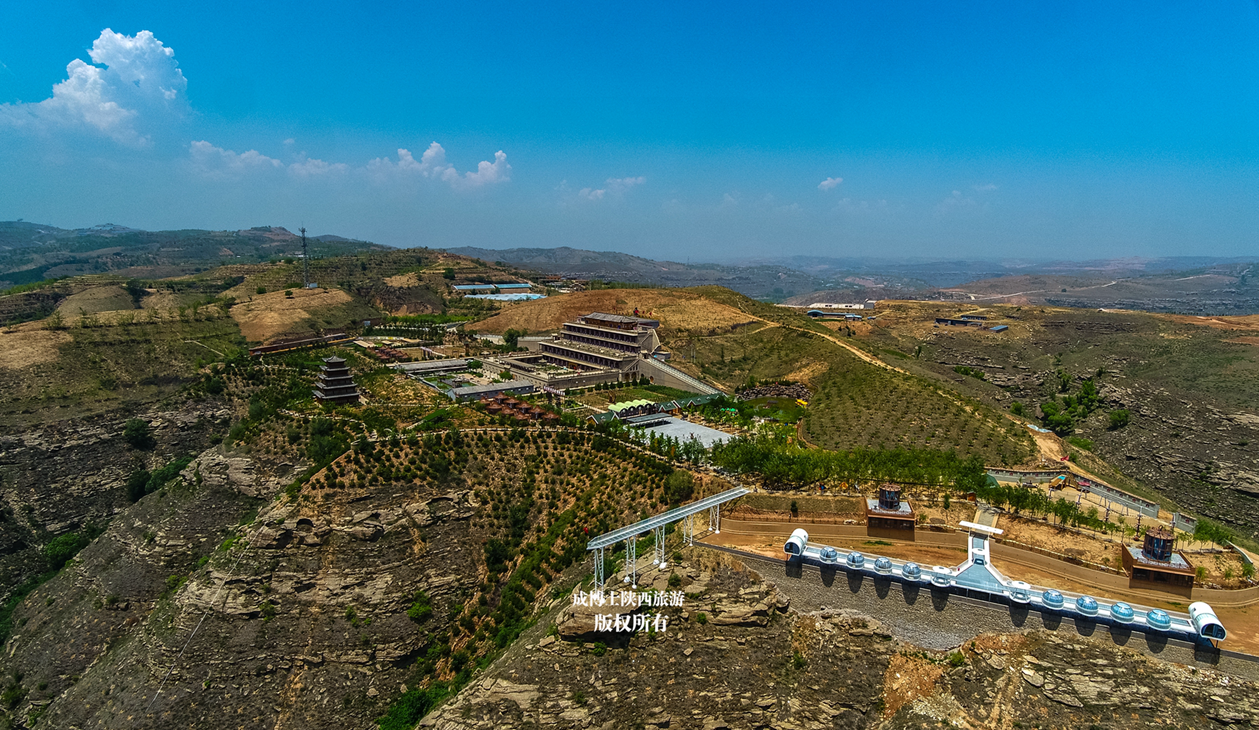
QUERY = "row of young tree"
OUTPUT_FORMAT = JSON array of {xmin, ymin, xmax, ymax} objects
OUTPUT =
[
  {"xmin": 971, "ymin": 479, "xmax": 1117, "ymax": 533},
  {"xmin": 710, "ymin": 433, "xmax": 989, "ymax": 491}
]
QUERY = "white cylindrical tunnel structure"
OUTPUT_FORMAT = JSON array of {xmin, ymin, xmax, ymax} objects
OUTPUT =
[
  {"xmin": 783, "ymin": 528, "xmax": 809, "ymax": 556},
  {"xmin": 1188, "ymin": 602, "xmax": 1227, "ymax": 641}
]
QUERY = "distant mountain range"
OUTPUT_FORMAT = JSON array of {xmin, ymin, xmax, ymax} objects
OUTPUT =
[
  {"xmin": 447, "ymin": 245, "xmax": 1259, "ymax": 313},
  {"xmin": 4, "ymin": 222, "xmax": 1255, "ymax": 313},
  {"xmin": 444, "ymin": 246, "xmax": 831, "ymax": 300},
  {"xmin": 0, "ymin": 221, "xmax": 384, "ymax": 289}
]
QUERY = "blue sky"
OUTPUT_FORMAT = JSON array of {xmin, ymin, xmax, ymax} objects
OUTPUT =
[{"xmin": 1, "ymin": 1, "xmax": 1257, "ymax": 261}]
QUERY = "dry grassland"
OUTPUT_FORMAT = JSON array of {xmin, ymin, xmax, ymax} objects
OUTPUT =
[
  {"xmin": 0, "ymin": 325, "xmax": 72, "ymax": 369},
  {"xmin": 784, "ymin": 359, "xmax": 830, "ymax": 383},
  {"xmin": 230, "ymin": 287, "xmax": 353, "ymax": 342},
  {"xmin": 140, "ymin": 290, "xmax": 182, "ymax": 310},
  {"xmin": 1158, "ymin": 313, "xmax": 1259, "ymax": 333},
  {"xmin": 384, "ymin": 272, "xmax": 420, "ymax": 287},
  {"xmin": 54, "ymin": 285, "xmax": 136, "ymax": 317},
  {"xmin": 471, "ymin": 289, "xmax": 760, "ymax": 334}
]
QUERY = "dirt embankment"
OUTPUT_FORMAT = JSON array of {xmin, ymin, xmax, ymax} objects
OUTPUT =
[
  {"xmin": 230, "ymin": 287, "xmax": 353, "ymax": 342},
  {"xmin": 471, "ymin": 289, "xmax": 759, "ymax": 334},
  {"xmin": 0, "ymin": 324, "xmax": 72, "ymax": 369}
]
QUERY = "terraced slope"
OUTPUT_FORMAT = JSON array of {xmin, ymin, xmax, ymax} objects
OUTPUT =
[{"xmin": 473, "ymin": 287, "xmax": 1035, "ymax": 465}]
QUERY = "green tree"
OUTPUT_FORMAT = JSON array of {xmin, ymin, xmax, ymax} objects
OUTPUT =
[
  {"xmin": 1193, "ymin": 517, "xmax": 1234, "ymax": 547},
  {"xmin": 1078, "ymin": 379, "xmax": 1099, "ymax": 411},
  {"xmin": 443, "ymin": 268, "xmax": 456, "ymax": 280},
  {"xmin": 122, "ymin": 419, "xmax": 156, "ymax": 450},
  {"xmin": 502, "ymin": 328, "xmax": 525, "ymax": 350},
  {"xmin": 1108, "ymin": 409, "xmax": 1131, "ymax": 430},
  {"xmin": 1039, "ymin": 401, "xmax": 1074, "ymax": 436}
]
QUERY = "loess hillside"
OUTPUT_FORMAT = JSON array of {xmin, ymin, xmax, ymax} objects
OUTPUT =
[
  {"xmin": 854, "ymin": 300, "xmax": 1259, "ymax": 539},
  {"xmin": 0, "ymin": 342, "xmax": 705, "ymax": 727}
]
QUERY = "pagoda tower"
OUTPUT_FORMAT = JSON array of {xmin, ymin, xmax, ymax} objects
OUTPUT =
[{"xmin": 313, "ymin": 356, "xmax": 359, "ymax": 404}]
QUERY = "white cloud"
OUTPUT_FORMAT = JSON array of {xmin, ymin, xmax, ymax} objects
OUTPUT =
[
  {"xmin": 190, "ymin": 141, "xmax": 350, "ymax": 179},
  {"xmin": 606, "ymin": 176, "xmax": 645, "ymax": 192},
  {"xmin": 973, "ymin": 183, "xmax": 998, "ymax": 191},
  {"xmin": 0, "ymin": 29, "xmax": 187, "ymax": 146},
  {"xmin": 368, "ymin": 143, "xmax": 509, "ymax": 189},
  {"xmin": 189, "ymin": 140, "xmax": 281, "ymax": 177},
  {"xmin": 818, "ymin": 176, "xmax": 843, "ymax": 191},
  {"xmin": 572, "ymin": 175, "xmax": 644, "ymax": 202},
  {"xmin": 461, "ymin": 150, "xmax": 511, "ymax": 187},
  {"xmin": 288, "ymin": 157, "xmax": 348, "ymax": 177}
]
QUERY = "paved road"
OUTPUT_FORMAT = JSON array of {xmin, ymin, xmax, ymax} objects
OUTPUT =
[{"xmin": 699, "ymin": 543, "xmax": 1259, "ymax": 681}]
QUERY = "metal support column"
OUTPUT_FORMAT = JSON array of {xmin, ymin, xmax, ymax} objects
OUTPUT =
[
  {"xmin": 683, "ymin": 514, "xmax": 694, "ymax": 546},
  {"xmin": 709, "ymin": 505, "xmax": 720, "ymax": 534},
  {"xmin": 654, "ymin": 525, "xmax": 667, "ymax": 569},
  {"xmin": 594, "ymin": 547, "xmax": 605, "ymax": 589},
  {"xmin": 624, "ymin": 536, "xmax": 637, "ymax": 588}
]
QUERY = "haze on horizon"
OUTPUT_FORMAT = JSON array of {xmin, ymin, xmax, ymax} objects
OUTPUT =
[{"xmin": 1, "ymin": 1, "xmax": 1257, "ymax": 263}]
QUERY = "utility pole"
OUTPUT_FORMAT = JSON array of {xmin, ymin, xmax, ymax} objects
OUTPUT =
[{"xmin": 299, "ymin": 227, "xmax": 310, "ymax": 289}]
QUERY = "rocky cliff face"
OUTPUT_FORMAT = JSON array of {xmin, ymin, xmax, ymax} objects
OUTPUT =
[
  {"xmin": 1095, "ymin": 381, "xmax": 1259, "ymax": 530},
  {"xmin": 0, "ymin": 444, "xmax": 480, "ymax": 728},
  {"xmin": 0, "ymin": 400, "xmax": 230, "ymax": 601}
]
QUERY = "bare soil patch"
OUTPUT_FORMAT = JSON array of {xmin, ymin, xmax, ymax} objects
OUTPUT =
[
  {"xmin": 784, "ymin": 359, "xmax": 829, "ymax": 383},
  {"xmin": 471, "ymin": 289, "xmax": 759, "ymax": 334},
  {"xmin": 882, "ymin": 654, "xmax": 946, "ymax": 719},
  {"xmin": 384, "ymin": 272, "xmax": 420, "ymax": 288},
  {"xmin": 140, "ymin": 290, "xmax": 182, "ymax": 311},
  {"xmin": 997, "ymin": 514, "xmax": 1123, "ymax": 566},
  {"xmin": 1157, "ymin": 313, "xmax": 1259, "ymax": 333},
  {"xmin": 0, "ymin": 325, "xmax": 72, "ymax": 369},
  {"xmin": 230, "ymin": 287, "xmax": 353, "ymax": 342},
  {"xmin": 54, "ymin": 285, "xmax": 136, "ymax": 317}
]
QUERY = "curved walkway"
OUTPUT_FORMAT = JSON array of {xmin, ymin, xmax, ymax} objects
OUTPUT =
[{"xmin": 714, "ymin": 517, "xmax": 1259, "ymax": 609}]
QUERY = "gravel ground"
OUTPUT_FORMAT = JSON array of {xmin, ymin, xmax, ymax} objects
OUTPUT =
[{"xmin": 704, "ymin": 544, "xmax": 1259, "ymax": 681}]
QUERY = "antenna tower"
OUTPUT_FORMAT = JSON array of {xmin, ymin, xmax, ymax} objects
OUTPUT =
[{"xmin": 299, "ymin": 227, "xmax": 310, "ymax": 288}]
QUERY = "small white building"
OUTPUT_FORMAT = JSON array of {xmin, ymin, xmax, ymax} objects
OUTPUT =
[{"xmin": 807, "ymin": 300, "xmax": 876, "ymax": 310}]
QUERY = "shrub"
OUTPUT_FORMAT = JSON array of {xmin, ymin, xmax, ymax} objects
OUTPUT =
[
  {"xmin": 668, "ymin": 573, "xmax": 682, "ymax": 588},
  {"xmin": 664, "ymin": 470, "xmax": 695, "ymax": 505},
  {"xmin": 126, "ymin": 468, "xmax": 151, "ymax": 503},
  {"xmin": 695, "ymin": 612, "xmax": 708, "ymax": 625},
  {"xmin": 122, "ymin": 419, "xmax": 156, "ymax": 450},
  {"xmin": 948, "ymin": 651, "xmax": 966, "ymax": 667},
  {"xmin": 591, "ymin": 642, "xmax": 607, "ymax": 656},
  {"xmin": 407, "ymin": 590, "xmax": 434, "ymax": 623},
  {"xmin": 256, "ymin": 285, "xmax": 267, "ymax": 295},
  {"xmin": 44, "ymin": 532, "xmax": 92, "ymax": 570},
  {"xmin": 1108, "ymin": 410, "xmax": 1131, "ymax": 430}
]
